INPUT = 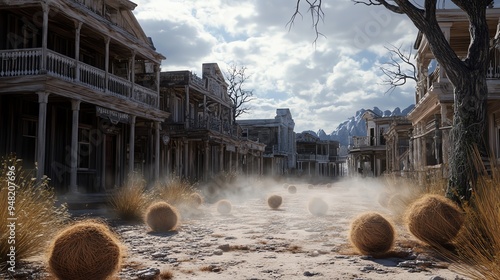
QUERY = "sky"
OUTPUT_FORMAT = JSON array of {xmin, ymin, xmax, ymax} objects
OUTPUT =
[{"xmin": 132, "ymin": 0, "xmax": 421, "ymax": 133}]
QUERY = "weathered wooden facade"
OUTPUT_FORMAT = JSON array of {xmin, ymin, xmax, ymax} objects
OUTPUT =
[
  {"xmin": 408, "ymin": 8, "xmax": 500, "ymax": 179},
  {"xmin": 0, "ymin": 0, "xmax": 168, "ymax": 193},
  {"xmin": 160, "ymin": 63, "xmax": 265, "ymax": 182},
  {"xmin": 237, "ymin": 109, "xmax": 296, "ymax": 176},
  {"xmin": 348, "ymin": 110, "xmax": 401, "ymax": 177},
  {"xmin": 384, "ymin": 117, "xmax": 412, "ymax": 175},
  {"xmin": 296, "ymin": 131, "xmax": 344, "ymax": 178}
]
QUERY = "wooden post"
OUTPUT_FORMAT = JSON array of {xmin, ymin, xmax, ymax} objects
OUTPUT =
[
  {"xmin": 36, "ymin": 92, "xmax": 50, "ymax": 183},
  {"xmin": 129, "ymin": 115, "xmax": 136, "ymax": 175},
  {"xmin": 104, "ymin": 36, "xmax": 110, "ymax": 93},
  {"xmin": 155, "ymin": 121, "xmax": 160, "ymax": 181},
  {"xmin": 74, "ymin": 21, "xmax": 82, "ymax": 81},
  {"xmin": 69, "ymin": 99, "xmax": 81, "ymax": 193},
  {"xmin": 41, "ymin": 3, "xmax": 49, "ymax": 72}
]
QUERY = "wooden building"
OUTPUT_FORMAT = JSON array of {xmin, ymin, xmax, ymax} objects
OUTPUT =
[
  {"xmin": 0, "ymin": 0, "xmax": 168, "ymax": 193},
  {"xmin": 408, "ymin": 8, "xmax": 500, "ymax": 180},
  {"xmin": 237, "ymin": 109, "xmax": 296, "ymax": 176},
  {"xmin": 348, "ymin": 110, "xmax": 409, "ymax": 177},
  {"xmin": 296, "ymin": 131, "xmax": 343, "ymax": 178},
  {"xmin": 160, "ymin": 63, "xmax": 265, "ymax": 182}
]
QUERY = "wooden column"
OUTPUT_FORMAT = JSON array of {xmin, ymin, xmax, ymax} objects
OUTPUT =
[
  {"xmin": 69, "ymin": 99, "xmax": 81, "ymax": 193},
  {"xmin": 185, "ymin": 86, "xmax": 190, "ymax": 128},
  {"xmin": 129, "ymin": 115, "xmax": 136, "ymax": 175},
  {"xmin": 203, "ymin": 95, "xmax": 208, "ymax": 129},
  {"xmin": 74, "ymin": 21, "xmax": 82, "ymax": 81},
  {"xmin": 183, "ymin": 138, "xmax": 188, "ymax": 178},
  {"xmin": 104, "ymin": 36, "xmax": 110, "ymax": 93},
  {"xmin": 219, "ymin": 144, "xmax": 224, "ymax": 172},
  {"xmin": 36, "ymin": 92, "xmax": 50, "ymax": 183},
  {"xmin": 155, "ymin": 121, "xmax": 160, "ymax": 181},
  {"xmin": 41, "ymin": 3, "xmax": 49, "ymax": 72},
  {"xmin": 130, "ymin": 51, "xmax": 136, "ymax": 98},
  {"xmin": 204, "ymin": 141, "xmax": 209, "ymax": 181}
]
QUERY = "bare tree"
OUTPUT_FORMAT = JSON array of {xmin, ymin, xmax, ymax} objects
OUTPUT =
[
  {"xmin": 380, "ymin": 44, "xmax": 417, "ymax": 94},
  {"xmin": 290, "ymin": 0, "xmax": 494, "ymax": 203},
  {"xmin": 225, "ymin": 64, "xmax": 255, "ymax": 122}
]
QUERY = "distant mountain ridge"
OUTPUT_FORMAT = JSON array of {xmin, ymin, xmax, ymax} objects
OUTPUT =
[{"xmin": 302, "ymin": 105, "xmax": 415, "ymax": 146}]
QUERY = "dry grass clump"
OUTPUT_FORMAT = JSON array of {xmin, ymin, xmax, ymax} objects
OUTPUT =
[
  {"xmin": 217, "ymin": 199, "xmax": 232, "ymax": 215},
  {"xmin": 109, "ymin": 175, "xmax": 151, "ymax": 221},
  {"xmin": 0, "ymin": 156, "xmax": 69, "ymax": 268},
  {"xmin": 47, "ymin": 220, "xmax": 123, "ymax": 280},
  {"xmin": 349, "ymin": 212, "xmax": 395, "ymax": 256},
  {"xmin": 287, "ymin": 185, "xmax": 297, "ymax": 194},
  {"xmin": 308, "ymin": 197, "xmax": 328, "ymax": 216},
  {"xmin": 267, "ymin": 194, "xmax": 283, "ymax": 209},
  {"xmin": 145, "ymin": 201, "xmax": 180, "ymax": 232},
  {"xmin": 159, "ymin": 269, "xmax": 174, "ymax": 279},
  {"xmin": 152, "ymin": 177, "xmax": 196, "ymax": 206},
  {"xmin": 405, "ymin": 194, "xmax": 464, "ymax": 246},
  {"xmin": 435, "ymin": 150, "xmax": 500, "ymax": 279}
]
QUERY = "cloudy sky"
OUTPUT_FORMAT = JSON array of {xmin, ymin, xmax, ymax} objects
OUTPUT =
[{"xmin": 132, "ymin": 0, "xmax": 421, "ymax": 133}]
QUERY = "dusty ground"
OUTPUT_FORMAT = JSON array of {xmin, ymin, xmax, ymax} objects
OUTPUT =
[{"xmin": 2, "ymin": 178, "xmax": 468, "ymax": 280}]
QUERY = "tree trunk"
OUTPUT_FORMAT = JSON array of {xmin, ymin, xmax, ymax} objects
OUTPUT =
[{"xmin": 446, "ymin": 71, "xmax": 488, "ymax": 202}]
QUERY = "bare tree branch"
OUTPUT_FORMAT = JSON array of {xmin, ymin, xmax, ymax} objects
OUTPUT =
[
  {"xmin": 287, "ymin": 0, "xmax": 326, "ymax": 45},
  {"xmin": 352, "ymin": 0, "xmax": 404, "ymax": 14},
  {"xmin": 225, "ymin": 64, "xmax": 255, "ymax": 122},
  {"xmin": 380, "ymin": 44, "xmax": 417, "ymax": 94}
]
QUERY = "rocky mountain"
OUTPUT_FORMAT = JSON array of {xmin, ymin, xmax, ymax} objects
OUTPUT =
[{"xmin": 304, "ymin": 105, "xmax": 415, "ymax": 147}]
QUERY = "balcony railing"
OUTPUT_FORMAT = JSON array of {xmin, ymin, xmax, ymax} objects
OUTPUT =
[
  {"xmin": 352, "ymin": 136, "xmax": 371, "ymax": 148},
  {"xmin": 164, "ymin": 117, "xmax": 238, "ymax": 136},
  {"xmin": 0, "ymin": 48, "xmax": 158, "ymax": 107},
  {"xmin": 297, "ymin": 154, "xmax": 329, "ymax": 161}
]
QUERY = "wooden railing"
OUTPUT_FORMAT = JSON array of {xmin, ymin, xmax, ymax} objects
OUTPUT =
[
  {"xmin": 78, "ymin": 62, "xmax": 105, "ymax": 91},
  {"xmin": 0, "ymin": 49, "xmax": 158, "ymax": 108},
  {"xmin": 352, "ymin": 136, "xmax": 371, "ymax": 148},
  {"xmin": 297, "ymin": 154, "xmax": 329, "ymax": 161},
  {"xmin": 0, "ymin": 49, "xmax": 41, "ymax": 76}
]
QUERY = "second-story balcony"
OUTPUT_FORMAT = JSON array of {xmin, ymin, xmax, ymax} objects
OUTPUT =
[
  {"xmin": 164, "ymin": 117, "xmax": 238, "ymax": 137},
  {"xmin": 351, "ymin": 136, "xmax": 387, "ymax": 150},
  {"xmin": 0, "ymin": 48, "xmax": 158, "ymax": 108},
  {"xmin": 297, "ymin": 154, "xmax": 329, "ymax": 162}
]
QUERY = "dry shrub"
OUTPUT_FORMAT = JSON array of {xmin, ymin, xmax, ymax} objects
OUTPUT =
[
  {"xmin": 145, "ymin": 201, "xmax": 180, "ymax": 232},
  {"xmin": 349, "ymin": 212, "xmax": 395, "ymax": 256},
  {"xmin": 308, "ymin": 197, "xmax": 328, "ymax": 216},
  {"xmin": 287, "ymin": 185, "xmax": 297, "ymax": 194},
  {"xmin": 217, "ymin": 199, "xmax": 232, "ymax": 215},
  {"xmin": 0, "ymin": 156, "xmax": 69, "ymax": 268},
  {"xmin": 267, "ymin": 195, "xmax": 283, "ymax": 209},
  {"xmin": 160, "ymin": 269, "xmax": 174, "ymax": 280},
  {"xmin": 406, "ymin": 194, "xmax": 464, "ymax": 246},
  {"xmin": 152, "ymin": 177, "xmax": 196, "ymax": 206},
  {"xmin": 109, "ymin": 175, "xmax": 151, "ymax": 221},
  {"xmin": 47, "ymin": 220, "xmax": 123, "ymax": 280},
  {"xmin": 436, "ymin": 149, "xmax": 500, "ymax": 279}
]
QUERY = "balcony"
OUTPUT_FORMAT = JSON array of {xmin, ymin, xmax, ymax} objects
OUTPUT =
[
  {"xmin": 164, "ymin": 117, "xmax": 238, "ymax": 137},
  {"xmin": 352, "ymin": 136, "xmax": 371, "ymax": 148},
  {"xmin": 297, "ymin": 154, "xmax": 329, "ymax": 162},
  {"xmin": 0, "ymin": 48, "xmax": 158, "ymax": 108}
]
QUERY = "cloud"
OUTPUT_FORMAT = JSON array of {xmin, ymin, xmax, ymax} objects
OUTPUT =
[{"xmin": 133, "ymin": 0, "xmax": 419, "ymax": 133}]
